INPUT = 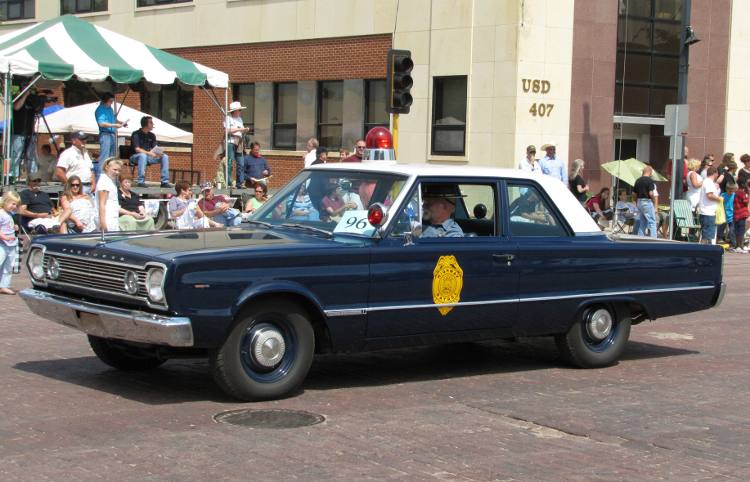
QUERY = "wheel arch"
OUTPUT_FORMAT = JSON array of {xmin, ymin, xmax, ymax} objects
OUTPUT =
[{"xmin": 568, "ymin": 297, "xmax": 651, "ymax": 330}]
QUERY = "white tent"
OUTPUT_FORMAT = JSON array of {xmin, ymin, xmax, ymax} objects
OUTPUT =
[{"xmin": 36, "ymin": 102, "xmax": 193, "ymax": 144}]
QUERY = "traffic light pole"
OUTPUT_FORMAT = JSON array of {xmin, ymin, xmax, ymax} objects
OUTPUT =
[{"xmin": 392, "ymin": 113, "xmax": 399, "ymax": 158}]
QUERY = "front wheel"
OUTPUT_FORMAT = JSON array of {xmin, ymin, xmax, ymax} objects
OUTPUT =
[
  {"xmin": 88, "ymin": 335, "xmax": 168, "ymax": 371},
  {"xmin": 555, "ymin": 305, "xmax": 631, "ymax": 368},
  {"xmin": 210, "ymin": 300, "xmax": 315, "ymax": 401}
]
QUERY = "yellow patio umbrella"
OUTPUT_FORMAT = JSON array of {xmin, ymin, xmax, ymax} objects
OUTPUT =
[{"xmin": 601, "ymin": 158, "xmax": 668, "ymax": 186}]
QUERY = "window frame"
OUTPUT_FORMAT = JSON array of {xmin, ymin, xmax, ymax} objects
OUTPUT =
[
  {"xmin": 273, "ymin": 82, "xmax": 297, "ymax": 150},
  {"xmin": 140, "ymin": 84, "xmax": 194, "ymax": 133},
  {"xmin": 364, "ymin": 78, "xmax": 389, "ymax": 135},
  {"xmin": 431, "ymin": 75, "xmax": 468, "ymax": 156},
  {"xmin": 0, "ymin": 0, "xmax": 35, "ymax": 21},
  {"xmin": 231, "ymin": 82, "xmax": 255, "ymax": 134},
  {"xmin": 316, "ymin": 80, "xmax": 344, "ymax": 150},
  {"xmin": 60, "ymin": 0, "xmax": 108, "ymax": 14},
  {"xmin": 136, "ymin": 0, "xmax": 191, "ymax": 7}
]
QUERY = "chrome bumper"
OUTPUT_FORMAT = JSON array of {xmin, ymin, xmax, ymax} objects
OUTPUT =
[
  {"xmin": 19, "ymin": 288, "xmax": 194, "ymax": 347},
  {"xmin": 714, "ymin": 282, "xmax": 727, "ymax": 308}
]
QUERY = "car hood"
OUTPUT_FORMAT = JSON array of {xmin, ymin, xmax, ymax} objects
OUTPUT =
[{"xmin": 38, "ymin": 227, "xmax": 352, "ymax": 260}]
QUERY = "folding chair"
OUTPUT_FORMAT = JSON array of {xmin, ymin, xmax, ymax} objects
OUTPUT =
[
  {"xmin": 612, "ymin": 207, "xmax": 635, "ymax": 234},
  {"xmin": 673, "ymin": 199, "xmax": 701, "ymax": 241}
]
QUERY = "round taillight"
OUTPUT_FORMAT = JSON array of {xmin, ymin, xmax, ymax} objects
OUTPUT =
[
  {"xmin": 368, "ymin": 203, "xmax": 385, "ymax": 227},
  {"xmin": 365, "ymin": 127, "xmax": 393, "ymax": 150}
]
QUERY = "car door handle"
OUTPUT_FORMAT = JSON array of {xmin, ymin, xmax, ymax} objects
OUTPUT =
[{"xmin": 493, "ymin": 253, "xmax": 515, "ymax": 264}]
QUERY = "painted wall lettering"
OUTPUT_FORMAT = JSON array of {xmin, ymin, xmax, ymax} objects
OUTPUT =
[{"xmin": 521, "ymin": 79, "xmax": 551, "ymax": 94}]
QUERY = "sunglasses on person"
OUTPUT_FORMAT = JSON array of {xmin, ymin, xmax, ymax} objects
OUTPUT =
[
  {"xmin": 356, "ymin": 145, "xmax": 366, "ymax": 149},
  {"xmin": 71, "ymin": 183, "xmax": 81, "ymax": 187}
]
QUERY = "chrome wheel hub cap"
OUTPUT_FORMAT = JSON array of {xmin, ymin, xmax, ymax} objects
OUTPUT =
[
  {"xmin": 586, "ymin": 309, "xmax": 613, "ymax": 341},
  {"xmin": 250, "ymin": 324, "xmax": 286, "ymax": 368}
]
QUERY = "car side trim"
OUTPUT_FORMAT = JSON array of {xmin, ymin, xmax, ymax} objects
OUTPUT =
[{"xmin": 323, "ymin": 285, "xmax": 714, "ymax": 317}]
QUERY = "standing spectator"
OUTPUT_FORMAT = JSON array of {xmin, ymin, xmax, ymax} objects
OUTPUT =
[
  {"xmin": 540, "ymin": 142, "xmax": 567, "ymax": 184},
  {"xmin": 117, "ymin": 171, "xmax": 155, "ymax": 231},
  {"xmin": 343, "ymin": 140, "xmax": 366, "ymax": 162},
  {"xmin": 130, "ymin": 116, "xmax": 171, "ymax": 188},
  {"xmin": 59, "ymin": 176, "xmax": 97, "ymax": 234},
  {"xmin": 243, "ymin": 183, "xmax": 268, "ymax": 216},
  {"xmin": 699, "ymin": 154, "xmax": 714, "ymax": 179},
  {"xmin": 225, "ymin": 101, "xmax": 250, "ymax": 187},
  {"xmin": 96, "ymin": 158, "xmax": 122, "ymax": 232},
  {"xmin": 9, "ymin": 86, "xmax": 40, "ymax": 180},
  {"xmin": 312, "ymin": 147, "xmax": 328, "ymax": 165},
  {"xmin": 720, "ymin": 182, "xmax": 738, "ymax": 247},
  {"xmin": 733, "ymin": 180, "xmax": 749, "ymax": 252},
  {"xmin": 18, "ymin": 177, "xmax": 57, "ymax": 234},
  {"xmin": 698, "ymin": 167, "xmax": 721, "ymax": 244},
  {"xmin": 737, "ymin": 154, "xmax": 750, "ymax": 188},
  {"xmin": 634, "ymin": 166, "xmax": 659, "ymax": 238},
  {"xmin": 95, "ymin": 93, "xmax": 127, "ymax": 178},
  {"xmin": 0, "ymin": 191, "xmax": 20, "ymax": 295},
  {"xmin": 303, "ymin": 138, "xmax": 319, "ymax": 167},
  {"xmin": 198, "ymin": 181, "xmax": 241, "ymax": 227},
  {"xmin": 686, "ymin": 158, "xmax": 703, "ymax": 210},
  {"xmin": 243, "ymin": 141, "xmax": 270, "ymax": 189},
  {"xmin": 36, "ymin": 144, "xmax": 57, "ymax": 182},
  {"xmin": 0, "ymin": 191, "xmax": 19, "ymax": 295},
  {"xmin": 720, "ymin": 156, "xmax": 738, "ymax": 193},
  {"xmin": 518, "ymin": 145, "xmax": 541, "ymax": 176},
  {"xmin": 568, "ymin": 158, "xmax": 589, "ymax": 203},
  {"xmin": 55, "ymin": 131, "xmax": 96, "ymax": 194}
]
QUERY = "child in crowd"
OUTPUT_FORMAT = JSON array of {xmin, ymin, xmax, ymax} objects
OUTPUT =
[
  {"xmin": 0, "ymin": 191, "xmax": 20, "ymax": 295},
  {"xmin": 720, "ymin": 182, "xmax": 738, "ymax": 247},
  {"xmin": 733, "ymin": 180, "xmax": 750, "ymax": 252}
]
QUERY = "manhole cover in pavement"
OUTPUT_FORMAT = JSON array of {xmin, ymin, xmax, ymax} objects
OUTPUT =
[{"xmin": 214, "ymin": 409, "xmax": 325, "ymax": 429}]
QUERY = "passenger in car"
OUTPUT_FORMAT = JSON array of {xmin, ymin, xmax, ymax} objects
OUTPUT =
[
  {"xmin": 421, "ymin": 184, "xmax": 465, "ymax": 238},
  {"xmin": 509, "ymin": 189, "xmax": 551, "ymax": 224}
]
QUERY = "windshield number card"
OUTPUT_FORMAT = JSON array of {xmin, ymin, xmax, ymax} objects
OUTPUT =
[{"xmin": 334, "ymin": 210, "xmax": 376, "ymax": 236}]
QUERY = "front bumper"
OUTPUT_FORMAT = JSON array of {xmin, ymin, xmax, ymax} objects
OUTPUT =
[
  {"xmin": 20, "ymin": 288, "xmax": 194, "ymax": 347},
  {"xmin": 714, "ymin": 282, "xmax": 727, "ymax": 308}
]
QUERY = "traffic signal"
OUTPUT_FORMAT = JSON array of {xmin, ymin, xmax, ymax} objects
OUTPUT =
[{"xmin": 386, "ymin": 49, "xmax": 414, "ymax": 114}]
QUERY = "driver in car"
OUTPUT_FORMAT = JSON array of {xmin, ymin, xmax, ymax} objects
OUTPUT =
[{"xmin": 421, "ymin": 184, "xmax": 465, "ymax": 238}]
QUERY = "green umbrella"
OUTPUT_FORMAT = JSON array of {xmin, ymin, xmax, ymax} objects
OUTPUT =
[{"xmin": 601, "ymin": 158, "xmax": 668, "ymax": 186}]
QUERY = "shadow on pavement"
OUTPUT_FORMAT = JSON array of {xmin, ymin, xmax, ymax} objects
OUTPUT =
[{"xmin": 12, "ymin": 339, "xmax": 697, "ymax": 403}]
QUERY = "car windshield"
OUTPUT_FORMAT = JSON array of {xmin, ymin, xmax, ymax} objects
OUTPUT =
[{"xmin": 250, "ymin": 169, "xmax": 409, "ymax": 237}]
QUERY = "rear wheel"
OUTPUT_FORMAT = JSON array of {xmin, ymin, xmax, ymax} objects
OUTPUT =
[
  {"xmin": 88, "ymin": 335, "xmax": 168, "ymax": 371},
  {"xmin": 555, "ymin": 305, "xmax": 631, "ymax": 368},
  {"xmin": 210, "ymin": 300, "xmax": 315, "ymax": 401}
]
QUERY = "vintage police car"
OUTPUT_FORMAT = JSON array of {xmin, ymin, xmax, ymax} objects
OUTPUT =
[{"xmin": 20, "ymin": 159, "xmax": 725, "ymax": 401}]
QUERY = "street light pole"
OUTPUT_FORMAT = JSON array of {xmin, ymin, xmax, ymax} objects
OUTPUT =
[{"xmin": 672, "ymin": 0, "xmax": 694, "ymax": 204}]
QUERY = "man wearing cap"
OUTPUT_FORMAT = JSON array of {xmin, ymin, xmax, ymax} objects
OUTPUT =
[
  {"xmin": 130, "ymin": 116, "xmax": 171, "ymax": 188},
  {"xmin": 225, "ymin": 101, "xmax": 250, "ymax": 187},
  {"xmin": 55, "ymin": 131, "xmax": 96, "ymax": 194},
  {"xmin": 540, "ymin": 142, "xmax": 567, "ymax": 185},
  {"xmin": 519, "ymin": 145, "xmax": 541, "ymax": 176},
  {"xmin": 95, "ymin": 92, "xmax": 127, "ymax": 178},
  {"xmin": 421, "ymin": 184, "xmax": 464, "ymax": 238},
  {"xmin": 197, "ymin": 182, "xmax": 242, "ymax": 227}
]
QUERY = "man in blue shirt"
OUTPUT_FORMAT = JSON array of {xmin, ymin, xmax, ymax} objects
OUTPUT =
[
  {"xmin": 95, "ymin": 92, "xmax": 127, "ymax": 178},
  {"xmin": 421, "ymin": 184, "xmax": 464, "ymax": 238},
  {"xmin": 242, "ymin": 141, "xmax": 270, "ymax": 189},
  {"xmin": 539, "ymin": 142, "xmax": 567, "ymax": 185}
]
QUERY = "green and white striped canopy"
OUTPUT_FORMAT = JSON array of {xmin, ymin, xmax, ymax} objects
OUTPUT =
[{"xmin": 0, "ymin": 14, "xmax": 228, "ymax": 88}]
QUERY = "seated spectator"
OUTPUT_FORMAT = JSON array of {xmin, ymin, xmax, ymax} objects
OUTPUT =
[
  {"xmin": 130, "ymin": 116, "xmax": 171, "ymax": 188},
  {"xmin": 290, "ymin": 184, "xmax": 317, "ymax": 221},
  {"xmin": 198, "ymin": 181, "xmax": 241, "ymax": 227},
  {"xmin": 36, "ymin": 144, "xmax": 58, "ymax": 182},
  {"xmin": 118, "ymin": 171, "xmax": 155, "ymax": 231},
  {"xmin": 19, "ymin": 177, "xmax": 60, "ymax": 234},
  {"xmin": 243, "ymin": 183, "xmax": 268, "ymax": 216},
  {"xmin": 615, "ymin": 189, "xmax": 637, "ymax": 223},
  {"xmin": 59, "ymin": 176, "xmax": 97, "ymax": 234},
  {"xmin": 586, "ymin": 187, "xmax": 613, "ymax": 222},
  {"xmin": 168, "ymin": 181, "xmax": 220, "ymax": 230}
]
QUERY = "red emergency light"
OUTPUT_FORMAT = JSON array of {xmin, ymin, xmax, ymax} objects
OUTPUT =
[{"xmin": 363, "ymin": 127, "xmax": 396, "ymax": 162}]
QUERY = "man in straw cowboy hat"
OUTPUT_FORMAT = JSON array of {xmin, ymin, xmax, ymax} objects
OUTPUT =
[
  {"xmin": 225, "ymin": 100, "xmax": 251, "ymax": 187},
  {"xmin": 420, "ymin": 184, "xmax": 465, "ymax": 238},
  {"xmin": 540, "ymin": 141, "xmax": 567, "ymax": 185}
]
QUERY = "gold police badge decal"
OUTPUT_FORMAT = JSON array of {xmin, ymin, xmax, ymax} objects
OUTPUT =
[{"xmin": 432, "ymin": 255, "xmax": 463, "ymax": 315}]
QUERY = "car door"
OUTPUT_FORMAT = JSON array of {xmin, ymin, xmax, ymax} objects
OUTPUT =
[{"xmin": 366, "ymin": 179, "xmax": 519, "ymax": 339}]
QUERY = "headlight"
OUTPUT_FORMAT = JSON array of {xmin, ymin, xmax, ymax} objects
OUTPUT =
[
  {"xmin": 28, "ymin": 249, "xmax": 45, "ymax": 280},
  {"xmin": 123, "ymin": 270, "xmax": 138, "ymax": 295},
  {"xmin": 146, "ymin": 268, "xmax": 165, "ymax": 303},
  {"xmin": 46, "ymin": 256, "xmax": 60, "ymax": 280}
]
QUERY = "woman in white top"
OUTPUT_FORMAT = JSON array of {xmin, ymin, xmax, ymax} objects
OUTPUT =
[
  {"xmin": 59, "ymin": 175, "xmax": 97, "ymax": 234},
  {"xmin": 685, "ymin": 158, "xmax": 703, "ymax": 209},
  {"xmin": 96, "ymin": 158, "xmax": 122, "ymax": 232}
]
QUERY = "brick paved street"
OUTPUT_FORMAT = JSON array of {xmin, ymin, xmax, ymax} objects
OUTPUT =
[{"xmin": 0, "ymin": 257, "xmax": 748, "ymax": 481}]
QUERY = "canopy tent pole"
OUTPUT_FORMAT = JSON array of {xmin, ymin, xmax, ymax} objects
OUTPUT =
[
  {"xmin": 224, "ymin": 88, "xmax": 229, "ymax": 188},
  {"xmin": 11, "ymin": 74, "xmax": 41, "ymax": 104},
  {"xmin": 2, "ymin": 74, "xmax": 11, "ymax": 187}
]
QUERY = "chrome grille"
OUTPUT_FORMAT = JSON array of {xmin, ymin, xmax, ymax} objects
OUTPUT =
[{"xmin": 43, "ymin": 254, "xmax": 148, "ymax": 300}]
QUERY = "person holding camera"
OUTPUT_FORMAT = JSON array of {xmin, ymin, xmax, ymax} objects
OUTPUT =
[
  {"xmin": 95, "ymin": 92, "xmax": 127, "ymax": 178},
  {"xmin": 9, "ymin": 87, "xmax": 41, "ymax": 181}
]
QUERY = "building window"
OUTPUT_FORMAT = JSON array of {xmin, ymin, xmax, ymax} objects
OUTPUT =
[
  {"xmin": 64, "ymin": 79, "xmax": 100, "ymax": 107},
  {"xmin": 273, "ymin": 82, "xmax": 297, "ymax": 149},
  {"xmin": 364, "ymin": 79, "xmax": 389, "ymax": 134},
  {"xmin": 317, "ymin": 80, "xmax": 343, "ymax": 149},
  {"xmin": 61, "ymin": 0, "xmax": 107, "ymax": 14},
  {"xmin": 136, "ymin": 0, "xmax": 190, "ymax": 7},
  {"xmin": 141, "ymin": 85, "xmax": 193, "ymax": 132},
  {"xmin": 431, "ymin": 76, "xmax": 467, "ymax": 156},
  {"xmin": 0, "ymin": 0, "xmax": 34, "ymax": 20},
  {"xmin": 231, "ymin": 83, "xmax": 255, "ymax": 133},
  {"xmin": 615, "ymin": 0, "xmax": 682, "ymax": 116}
]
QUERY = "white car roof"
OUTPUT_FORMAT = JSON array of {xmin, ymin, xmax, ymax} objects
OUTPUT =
[{"xmin": 308, "ymin": 161, "xmax": 601, "ymax": 235}]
